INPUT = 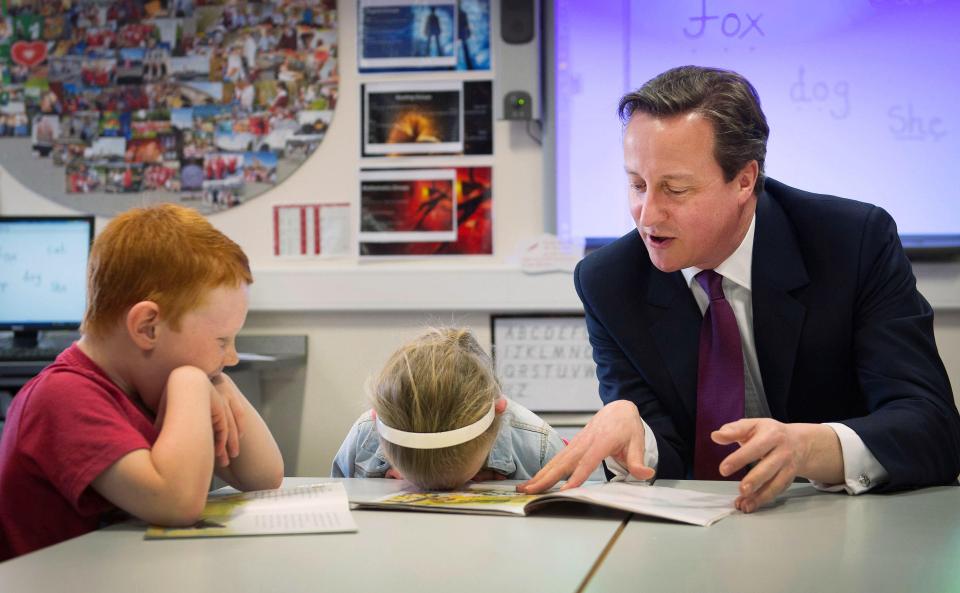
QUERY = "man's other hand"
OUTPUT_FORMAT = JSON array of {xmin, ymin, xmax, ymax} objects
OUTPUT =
[{"xmin": 713, "ymin": 419, "xmax": 843, "ymax": 512}]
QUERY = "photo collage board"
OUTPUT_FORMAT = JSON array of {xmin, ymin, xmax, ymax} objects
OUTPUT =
[
  {"xmin": 355, "ymin": 0, "xmax": 493, "ymax": 258},
  {"xmin": 0, "ymin": 0, "xmax": 338, "ymax": 216}
]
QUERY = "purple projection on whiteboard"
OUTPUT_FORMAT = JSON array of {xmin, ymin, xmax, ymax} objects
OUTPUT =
[{"xmin": 554, "ymin": 0, "xmax": 960, "ymax": 247}]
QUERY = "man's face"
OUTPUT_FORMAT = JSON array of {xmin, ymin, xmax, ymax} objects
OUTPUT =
[{"xmin": 623, "ymin": 112, "xmax": 755, "ymax": 273}]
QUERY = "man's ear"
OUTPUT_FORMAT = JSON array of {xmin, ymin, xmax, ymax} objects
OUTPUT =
[
  {"xmin": 494, "ymin": 396, "xmax": 508, "ymax": 415},
  {"xmin": 736, "ymin": 160, "xmax": 759, "ymax": 203},
  {"xmin": 126, "ymin": 301, "xmax": 161, "ymax": 350}
]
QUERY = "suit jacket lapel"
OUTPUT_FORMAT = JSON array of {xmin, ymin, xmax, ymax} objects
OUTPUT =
[
  {"xmin": 752, "ymin": 190, "xmax": 809, "ymax": 420},
  {"xmin": 647, "ymin": 269, "xmax": 701, "ymax": 422}
]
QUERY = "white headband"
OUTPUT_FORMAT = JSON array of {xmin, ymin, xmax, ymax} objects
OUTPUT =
[{"xmin": 376, "ymin": 402, "xmax": 496, "ymax": 449}]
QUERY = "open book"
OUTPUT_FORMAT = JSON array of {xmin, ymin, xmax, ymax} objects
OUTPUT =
[
  {"xmin": 352, "ymin": 482, "xmax": 737, "ymax": 527},
  {"xmin": 145, "ymin": 482, "xmax": 358, "ymax": 539}
]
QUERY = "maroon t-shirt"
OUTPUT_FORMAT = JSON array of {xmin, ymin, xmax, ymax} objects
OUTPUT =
[{"xmin": 0, "ymin": 344, "xmax": 159, "ymax": 560}]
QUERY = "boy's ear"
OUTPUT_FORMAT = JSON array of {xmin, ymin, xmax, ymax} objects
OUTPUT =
[
  {"xmin": 126, "ymin": 301, "xmax": 161, "ymax": 350},
  {"xmin": 494, "ymin": 397, "xmax": 507, "ymax": 415}
]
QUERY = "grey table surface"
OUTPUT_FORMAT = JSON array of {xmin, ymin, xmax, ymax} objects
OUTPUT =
[
  {"xmin": 4, "ymin": 478, "xmax": 957, "ymax": 593},
  {"xmin": 0, "ymin": 477, "xmax": 628, "ymax": 593},
  {"xmin": 586, "ymin": 479, "xmax": 960, "ymax": 593}
]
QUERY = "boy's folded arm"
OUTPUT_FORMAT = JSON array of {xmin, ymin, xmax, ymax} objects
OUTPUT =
[
  {"xmin": 212, "ymin": 373, "xmax": 284, "ymax": 491},
  {"xmin": 91, "ymin": 367, "xmax": 216, "ymax": 526}
]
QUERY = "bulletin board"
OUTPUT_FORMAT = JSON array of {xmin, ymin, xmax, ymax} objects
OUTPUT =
[
  {"xmin": 0, "ymin": 0, "xmax": 338, "ymax": 216},
  {"xmin": 491, "ymin": 314, "xmax": 601, "ymax": 413}
]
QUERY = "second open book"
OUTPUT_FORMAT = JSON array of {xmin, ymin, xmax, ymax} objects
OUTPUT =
[
  {"xmin": 351, "ymin": 481, "xmax": 738, "ymax": 526},
  {"xmin": 145, "ymin": 483, "xmax": 357, "ymax": 539}
]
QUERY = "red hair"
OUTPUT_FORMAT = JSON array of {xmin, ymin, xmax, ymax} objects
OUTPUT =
[{"xmin": 82, "ymin": 204, "xmax": 252, "ymax": 337}]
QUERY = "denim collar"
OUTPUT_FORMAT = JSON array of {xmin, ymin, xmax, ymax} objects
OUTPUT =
[{"xmin": 484, "ymin": 417, "xmax": 518, "ymax": 475}]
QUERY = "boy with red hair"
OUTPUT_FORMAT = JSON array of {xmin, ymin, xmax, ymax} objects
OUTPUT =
[{"xmin": 0, "ymin": 204, "xmax": 283, "ymax": 560}]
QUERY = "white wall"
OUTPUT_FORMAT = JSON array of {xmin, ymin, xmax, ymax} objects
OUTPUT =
[{"xmin": 2, "ymin": 1, "xmax": 960, "ymax": 477}]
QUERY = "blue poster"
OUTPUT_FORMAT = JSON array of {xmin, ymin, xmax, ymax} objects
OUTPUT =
[{"xmin": 359, "ymin": 0, "xmax": 489, "ymax": 71}]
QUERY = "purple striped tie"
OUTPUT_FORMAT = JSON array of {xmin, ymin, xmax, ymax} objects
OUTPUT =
[{"xmin": 694, "ymin": 270, "xmax": 746, "ymax": 480}]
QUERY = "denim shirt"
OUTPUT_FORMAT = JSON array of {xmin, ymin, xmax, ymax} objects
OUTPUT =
[{"xmin": 330, "ymin": 398, "xmax": 565, "ymax": 480}]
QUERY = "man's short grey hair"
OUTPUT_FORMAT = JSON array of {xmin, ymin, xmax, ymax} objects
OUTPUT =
[{"xmin": 618, "ymin": 65, "xmax": 770, "ymax": 194}]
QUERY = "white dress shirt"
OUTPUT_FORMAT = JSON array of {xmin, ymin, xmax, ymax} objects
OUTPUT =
[{"xmin": 608, "ymin": 215, "xmax": 889, "ymax": 493}]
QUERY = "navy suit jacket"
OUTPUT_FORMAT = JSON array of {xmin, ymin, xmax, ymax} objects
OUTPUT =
[{"xmin": 575, "ymin": 178, "xmax": 960, "ymax": 491}]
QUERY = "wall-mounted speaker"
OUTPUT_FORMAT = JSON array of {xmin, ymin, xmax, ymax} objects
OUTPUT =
[
  {"xmin": 494, "ymin": 0, "xmax": 541, "ymax": 120},
  {"xmin": 501, "ymin": 0, "xmax": 535, "ymax": 44}
]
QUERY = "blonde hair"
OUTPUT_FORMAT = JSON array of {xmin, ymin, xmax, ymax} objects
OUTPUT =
[
  {"xmin": 371, "ymin": 327, "xmax": 501, "ymax": 490},
  {"xmin": 82, "ymin": 203, "xmax": 252, "ymax": 337}
]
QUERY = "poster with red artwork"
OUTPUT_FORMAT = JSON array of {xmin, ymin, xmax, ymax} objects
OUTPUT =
[{"xmin": 359, "ymin": 166, "xmax": 491, "ymax": 257}]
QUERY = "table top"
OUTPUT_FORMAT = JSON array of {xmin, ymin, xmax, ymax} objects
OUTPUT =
[
  {"xmin": 586, "ymin": 480, "xmax": 960, "ymax": 593},
  {"xmin": 2, "ymin": 478, "xmax": 957, "ymax": 593},
  {"xmin": 0, "ymin": 478, "xmax": 628, "ymax": 593}
]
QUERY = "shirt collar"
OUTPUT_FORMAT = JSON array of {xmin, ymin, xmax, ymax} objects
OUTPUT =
[
  {"xmin": 681, "ymin": 213, "xmax": 755, "ymax": 291},
  {"xmin": 485, "ymin": 416, "xmax": 517, "ymax": 475}
]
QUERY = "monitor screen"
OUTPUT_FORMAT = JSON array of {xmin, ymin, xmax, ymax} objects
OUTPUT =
[
  {"xmin": 552, "ymin": 1, "xmax": 960, "ymax": 250},
  {"xmin": 0, "ymin": 217, "xmax": 95, "ymax": 342}
]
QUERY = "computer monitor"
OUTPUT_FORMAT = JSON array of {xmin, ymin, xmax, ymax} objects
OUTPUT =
[{"xmin": 0, "ymin": 216, "xmax": 95, "ymax": 348}]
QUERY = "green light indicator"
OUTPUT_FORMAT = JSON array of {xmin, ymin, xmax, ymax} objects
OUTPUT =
[{"xmin": 517, "ymin": 98, "xmax": 526, "ymax": 105}]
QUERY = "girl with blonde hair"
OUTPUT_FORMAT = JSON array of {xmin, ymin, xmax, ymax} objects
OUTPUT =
[{"xmin": 332, "ymin": 327, "xmax": 565, "ymax": 490}]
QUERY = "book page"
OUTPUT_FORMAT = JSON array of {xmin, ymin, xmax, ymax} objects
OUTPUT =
[
  {"xmin": 533, "ymin": 483, "xmax": 737, "ymax": 526},
  {"xmin": 359, "ymin": 489, "xmax": 539, "ymax": 515},
  {"xmin": 145, "ymin": 483, "xmax": 358, "ymax": 539},
  {"xmin": 352, "ymin": 481, "xmax": 737, "ymax": 526}
]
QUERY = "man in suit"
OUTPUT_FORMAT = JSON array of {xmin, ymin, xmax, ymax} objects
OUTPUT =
[{"xmin": 521, "ymin": 66, "xmax": 960, "ymax": 512}]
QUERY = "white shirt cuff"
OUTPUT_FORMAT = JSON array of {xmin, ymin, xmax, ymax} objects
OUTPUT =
[
  {"xmin": 811, "ymin": 422, "xmax": 889, "ymax": 494},
  {"xmin": 605, "ymin": 417, "xmax": 659, "ymax": 482}
]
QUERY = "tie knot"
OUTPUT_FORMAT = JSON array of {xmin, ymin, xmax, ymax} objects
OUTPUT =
[{"xmin": 695, "ymin": 270, "xmax": 726, "ymax": 301}]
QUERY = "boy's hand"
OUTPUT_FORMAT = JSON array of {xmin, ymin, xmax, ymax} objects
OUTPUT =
[
  {"xmin": 158, "ymin": 368, "xmax": 240, "ymax": 466},
  {"xmin": 210, "ymin": 373, "xmax": 247, "ymax": 466}
]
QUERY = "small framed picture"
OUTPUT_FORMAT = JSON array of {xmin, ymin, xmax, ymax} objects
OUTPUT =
[{"xmin": 362, "ymin": 81, "xmax": 464, "ymax": 155}]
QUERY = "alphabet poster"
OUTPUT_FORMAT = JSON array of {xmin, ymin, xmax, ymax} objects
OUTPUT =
[{"xmin": 491, "ymin": 315, "xmax": 601, "ymax": 412}]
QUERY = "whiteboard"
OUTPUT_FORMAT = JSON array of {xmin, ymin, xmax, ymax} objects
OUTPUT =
[
  {"xmin": 553, "ymin": 0, "xmax": 960, "ymax": 243},
  {"xmin": 491, "ymin": 314, "xmax": 601, "ymax": 412}
]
